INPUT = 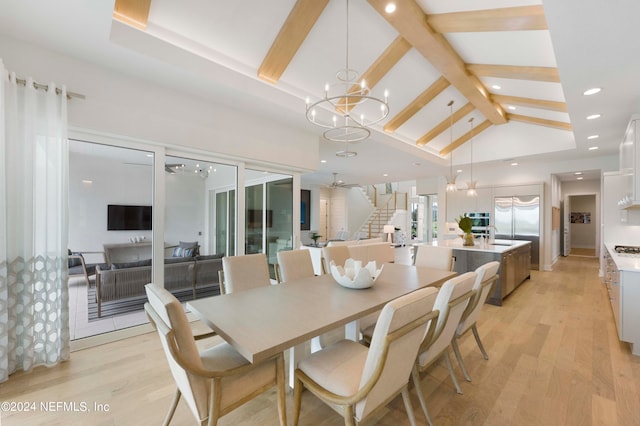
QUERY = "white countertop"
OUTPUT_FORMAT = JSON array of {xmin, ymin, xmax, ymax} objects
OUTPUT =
[
  {"xmin": 421, "ymin": 238, "xmax": 531, "ymax": 254},
  {"xmin": 605, "ymin": 243, "xmax": 640, "ymax": 272}
]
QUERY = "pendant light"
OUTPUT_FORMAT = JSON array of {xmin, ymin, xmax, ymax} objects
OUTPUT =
[
  {"xmin": 445, "ymin": 100, "xmax": 458, "ymax": 192},
  {"xmin": 467, "ymin": 117, "xmax": 477, "ymax": 197}
]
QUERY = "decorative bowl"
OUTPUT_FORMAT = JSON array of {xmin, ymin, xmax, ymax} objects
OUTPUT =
[{"xmin": 329, "ymin": 258, "xmax": 382, "ymax": 289}]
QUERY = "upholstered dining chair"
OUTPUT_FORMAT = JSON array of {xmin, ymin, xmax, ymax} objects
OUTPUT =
[
  {"xmin": 411, "ymin": 272, "xmax": 477, "ymax": 426},
  {"xmin": 321, "ymin": 245, "xmax": 350, "ymax": 275},
  {"xmin": 414, "ymin": 245, "xmax": 455, "ymax": 271},
  {"xmin": 451, "ymin": 261, "xmax": 500, "ymax": 382},
  {"xmin": 275, "ymin": 249, "xmax": 315, "ymax": 283},
  {"xmin": 144, "ymin": 284, "xmax": 287, "ymax": 426},
  {"xmin": 220, "ymin": 253, "xmax": 271, "ymax": 294},
  {"xmin": 292, "ymin": 286, "xmax": 440, "ymax": 426}
]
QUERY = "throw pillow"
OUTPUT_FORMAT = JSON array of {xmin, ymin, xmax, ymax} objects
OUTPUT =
[{"xmin": 172, "ymin": 247, "xmax": 195, "ymax": 257}]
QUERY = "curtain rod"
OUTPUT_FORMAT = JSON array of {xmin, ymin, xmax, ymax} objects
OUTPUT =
[{"xmin": 14, "ymin": 77, "xmax": 85, "ymax": 100}]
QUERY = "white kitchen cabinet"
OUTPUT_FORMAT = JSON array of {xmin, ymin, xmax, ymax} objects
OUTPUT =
[
  {"xmin": 618, "ymin": 115, "xmax": 640, "ymax": 208},
  {"xmin": 604, "ymin": 245, "xmax": 640, "ymax": 355}
]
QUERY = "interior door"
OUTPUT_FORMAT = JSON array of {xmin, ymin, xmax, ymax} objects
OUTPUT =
[{"xmin": 563, "ymin": 195, "xmax": 571, "ymax": 256}]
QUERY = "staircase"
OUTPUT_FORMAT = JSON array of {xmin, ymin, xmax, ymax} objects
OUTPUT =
[{"xmin": 357, "ymin": 189, "xmax": 407, "ymax": 239}]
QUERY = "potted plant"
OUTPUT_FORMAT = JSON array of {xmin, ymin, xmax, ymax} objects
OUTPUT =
[
  {"xmin": 310, "ymin": 232, "xmax": 322, "ymax": 246},
  {"xmin": 456, "ymin": 214, "xmax": 475, "ymax": 246}
]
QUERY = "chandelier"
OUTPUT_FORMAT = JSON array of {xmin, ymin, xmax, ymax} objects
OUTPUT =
[
  {"xmin": 467, "ymin": 117, "xmax": 477, "ymax": 197},
  {"xmin": 305, "ymin": 0, "xmax": 389, "ymax": 144},
  {"xmin": 445, "ymin": 100, "xmax": 458, "ymax": 192}
]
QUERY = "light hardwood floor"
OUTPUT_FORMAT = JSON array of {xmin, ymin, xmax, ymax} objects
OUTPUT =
[{"xmin": 2, "ymin": 256, "xmax": 640, "ymax": 425}]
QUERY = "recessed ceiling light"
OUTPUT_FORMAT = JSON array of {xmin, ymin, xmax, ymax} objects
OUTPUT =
[
  {"xmin": 384, "ymin": 2, "xmax": 396, "ymax": 13},
  {"xmin": 383, "ymin": 173, "xmax": 388, "ymax": 177},
  {"xmin": 583, "ymin": 87, "xmax": 601, "ymax": 96},
  {"xmin": 145, "ymin": 154, "xmax": 153, "ymax": 157},
  {"xmin": 588, "ymin": 146, "xmax": 599, "ymax": 151},
  {"xmin": 577, "ymin": 177, "xmax": 584, "ymax": 180},
  {"xmin": 81, "ymin": 179, "xmax": 93, "ymax": 184},
  {"xmin": 492, "ymin": 85, "xmax": 501, "ymax": 90},
  {"xmin": 511, "ymin": 162, "xmax": 519, "ymax": 166},
  {"xmin": 456, "ymin": 169, "xmax": 463, "ymax": 173},
  {"xmin": 586, "ymin": 114, "xmax": 601, "ymax": 120},
  {"xmin": 574, "ymin": 172, "xmax": 583, "ymax": 175},
  {"xmin": 320, "ymin": 159, "xmax": 327, "ymax": 163},
  {"xmin": 587, "ymin": 135, "xmax": 599, "ymax": 140},
  {"xmin": 507, "ymin": 106, "xmax": 516, "ymax": 111}
]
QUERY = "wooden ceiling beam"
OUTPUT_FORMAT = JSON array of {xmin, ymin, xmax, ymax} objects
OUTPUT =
[
  {"xmin": 113, "ymin": 0, "xmax": 152, "ymax": 30},
  {"xmin": 258, "ymin": 0, "xmax": 330, "ymax": 84},
  {"xmin": 384, "ymin": 76, "xmax": 450, "ymax": 133},
  {"xmin": 417, "ymin": 102, "xmax": 475, "ymax": 146},
  {"xmin": 439, "ymin": 119, "xmax": 492, "ymax": 156},
  {"xmin": 427, "ymin": 6, "xmax": 547, "ymax": 33},
  {"xmin": 507, "ymin": 113, "xmax": 572, "ymax": 131},
  {"xmin": 468, "ymin": 64, "xmax": 560, "ymax": 83},
  {"xmin": 338, "ymin": 36, "xmax": 411, "ymax": 112},
  {"xmin": 367, "ymin": 0, "xmax": 506, "ymax": 125},
  {"xmin": 493, "ymin": 94, "xmax": 567, "ymax": 112}
]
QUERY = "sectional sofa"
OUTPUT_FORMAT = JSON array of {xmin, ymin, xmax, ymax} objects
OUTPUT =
[{"xmin": 94, "ymin": 254, "xmax": 223, "ymax": 317}]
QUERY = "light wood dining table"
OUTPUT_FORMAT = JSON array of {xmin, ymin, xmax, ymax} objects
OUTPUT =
[{"xmin": 187, "ymin": 262, "xmax": 455, "ymax": 388}]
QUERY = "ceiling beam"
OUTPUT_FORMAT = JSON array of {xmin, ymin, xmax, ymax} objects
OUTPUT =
[
  {"xmin": 468, "ymin": 64, "xmax": 560, "ymax": 83},
  {"xmin": 493, "ymin": 94, "xmax": 567, "ymax": 112},
  {"xmin": 507, "ymin": 113, "xmax": 572, "ymax": 131},
  {"xmin": 258, "ymin": 0, "xmax": 330, "ymax": 84},
  {"xmin": 367, "ymin": 0, "xmax": 507, "ymax": 125},
  {"xmin": 337, "ymin": 36, "xmax": 411, "ymax": 112},
  {"xmin": 417, "ymin": 102, "xmax": 475, "ymax": 146},
  {"xmin": 440, "ymin": 119, "xmax": 493, "ymax": 156},
  {"xmin": 113, "ymin": 0, "xmax": 152, "ymax": 30},
  {"xmin": 427, "ymin": 6, "xmax": 547, "ymax": 33},
  {"xmin": 384, "ymin": 76, "xmax": 450, "ymax": 133}
]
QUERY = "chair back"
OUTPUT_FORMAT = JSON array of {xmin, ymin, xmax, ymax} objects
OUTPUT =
[
  {"xmin": 321, "ymin": 245, "xmax": 350, "ymax": 274},
  {"xmin": 457, "ymin": 261, "xmax": 500, "ymax": 335},
  {"xmin": 222, "ymin": 253, "xmax": 271, "ymax": 293},
  {"xmin": 144, "ymin": 284, "xmax": 208, "ymax": 422},
  {"xmin": 417, "ymin": 272, "xmax": 476, "ymax": 368},
  {"xmin": 276, "ymin": 249, "xmax": 314, "ymax": 283},
  {"xmin": 414, "ymin": 245, "xmax": 454, "ymax": 271},
  {"xmin": 355, "ymin": 286, "xmax": 439, "ymax": 420}
]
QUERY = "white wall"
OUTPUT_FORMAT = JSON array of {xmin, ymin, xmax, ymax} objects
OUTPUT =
[
  {"xmin": 347, "ymin": 189, "xmax": 375, "ymax": 238},
  {"xmin": 0, "ymin": 35, "xmax": 319, "ymax": 173},
  {"xmin": 569, "ymin": 195, "xmax": 596, "ymax": 249}
]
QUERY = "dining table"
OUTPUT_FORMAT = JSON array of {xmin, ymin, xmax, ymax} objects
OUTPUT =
[{"xmin": 187, "ymin": 262, "xmax": 456, "ymax": 388}]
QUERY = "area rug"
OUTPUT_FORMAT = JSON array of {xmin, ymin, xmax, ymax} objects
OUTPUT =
[{"xmin": 87, "ymin": 285, "xmax": 220, "ymax": 321}]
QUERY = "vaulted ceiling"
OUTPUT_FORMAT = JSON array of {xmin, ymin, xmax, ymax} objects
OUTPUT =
[{"xmin": 2, "ymin": 0, "xmax": 636, "ymax": 186}]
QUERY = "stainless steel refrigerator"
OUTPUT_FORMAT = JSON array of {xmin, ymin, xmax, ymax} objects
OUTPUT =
[{"xmin": 494, "ymin": 195, "xmax": 540, "ymax": 269}]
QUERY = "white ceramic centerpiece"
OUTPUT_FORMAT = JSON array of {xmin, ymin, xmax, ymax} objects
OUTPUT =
[{"xmin": 329, "ymin": 258, "xmax": 382, "ymax": 289}]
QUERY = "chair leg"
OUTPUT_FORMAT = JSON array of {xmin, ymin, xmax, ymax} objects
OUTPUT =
[
  {"xmin": 411, "ymin": 367, "xmax": 433, "ymax": 426},
  {"xmin": 207, "ymin": 379, "xmax": 222, "ymax": 426},
  {"xmin": 444, "ymin": 350, "xmax": 463, "ymax": 395},
  {"xmin": 401, "ymin": 385, "xmax": 417, "ymax": 426},
  {"xmin": 343, "ymin": 405, "xmax": 355, "ymax": 426},
  {"xmin": 276, "ymin": 355, "xmax": 287, "ymax": 426},
  {"xmin": 163, "ymin": 388, "xmax": 181, "ymax": 426},
  {"xmin": 452, "ymin": 338, "xmax": 472, "ymax": 382},
  {"xmin": 293, "ymin": 375, "xmax": 304, "ymax": 426},
  {"xmin": 471, "ymin": 325, "xmax": 489, "ymax": 360}
]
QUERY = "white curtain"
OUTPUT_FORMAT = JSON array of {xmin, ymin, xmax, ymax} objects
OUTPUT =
[{"xmin": 0, "ymin": 59, "xmax": 70, "ymax": 382}]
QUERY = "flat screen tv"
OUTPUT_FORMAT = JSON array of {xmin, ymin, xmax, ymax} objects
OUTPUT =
[{"xmin": 107, "ymin": 205, "xmax": 152, "ymax": 231}]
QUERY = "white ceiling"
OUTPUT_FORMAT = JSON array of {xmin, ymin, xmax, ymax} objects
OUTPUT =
[{"xmin": 1, "ymin": 0, "xmax": 637, "ymax": 186}]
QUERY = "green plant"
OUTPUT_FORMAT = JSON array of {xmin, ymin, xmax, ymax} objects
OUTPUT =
[
  {"xmin": 310, "ymin": 232, "xmax": 322, "ymax": 244},
  {"xmin": 456, "ymin": 214, "xmax": 473, "ymax": 234}
]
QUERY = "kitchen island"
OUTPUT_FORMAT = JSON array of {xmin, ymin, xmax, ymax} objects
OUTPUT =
[{"xmin": 415, "ymin": 238, "xmax": 532, "ymax": 305}]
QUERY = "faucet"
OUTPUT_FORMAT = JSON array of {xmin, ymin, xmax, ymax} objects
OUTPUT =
[{"xmin": 485, "ymin": 225, "xmax": 498, "ymax": 243}]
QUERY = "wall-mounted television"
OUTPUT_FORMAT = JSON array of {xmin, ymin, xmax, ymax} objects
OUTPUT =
[
  {"xmin": 107, "ymin": 204, "xmax": 152, "ymax": 231},
  {"xmin": 301, "ymin": 189, "xmax": 310, "ymax": 231}
]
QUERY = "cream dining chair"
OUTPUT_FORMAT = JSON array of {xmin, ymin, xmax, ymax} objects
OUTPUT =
[
  {"xmin": 220, "ymin": 253, "xmax": 271, "ymax": 294},
  {"xmin": 293, "ymin": 286, "xmax": 440, "ymax": 426},
  {"xmin": 144, "ymin": 283, "xmax": 287, "ymax": 426},
  {"xmin": 414, "ymin": 245, "xmax": 455, "ymax": 271},
  {"xmin": 321, "ymin": 245, "xmax": 350, "ymax": 275},
  {"xmin": 411, "ymin": 272, "xmax": 477, "ymax": 426},
  {"xmin": 451, "ymin": 261, "xmax": 500, "ymax": 382},
  {"xmin": 275, "ymin": 249, "xmax": 315, "ymax": 283}
]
